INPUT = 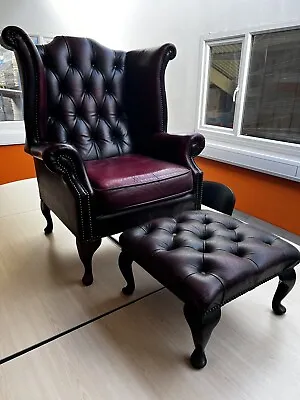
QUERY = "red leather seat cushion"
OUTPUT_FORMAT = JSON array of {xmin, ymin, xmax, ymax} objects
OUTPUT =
[{"xmin": 85, "ymin": 154, "xmax": 193, "ymax": 212}]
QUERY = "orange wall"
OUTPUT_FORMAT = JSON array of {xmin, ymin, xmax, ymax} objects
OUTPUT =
[
  {"xmin": 196, "ymin": 157, "xmax": 300, "ymax": 235},
  {"xmin": 0, "ymin": 145, "xmax": 35, "ymax": 185}
]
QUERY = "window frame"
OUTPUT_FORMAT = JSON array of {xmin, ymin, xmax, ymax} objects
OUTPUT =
[
  {"xmin": 199, "ymin": 36, "xmax": 244, "ymax": 135},
  {"xmin": 196, "ymin": 22, "xmax": 300, "ymax": 182},
  {"xmin": 0, "ymin": 33, "xmax": 52, "ymax": 145}
]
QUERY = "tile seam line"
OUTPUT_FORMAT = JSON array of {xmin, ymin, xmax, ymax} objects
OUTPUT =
[
  {"xmin": 0, "ymin": 207, "xmax": 40, "ymax": 219},
  {"xmin": 0, "ymin": 286, "xmax": 165, "ymax": 366}
]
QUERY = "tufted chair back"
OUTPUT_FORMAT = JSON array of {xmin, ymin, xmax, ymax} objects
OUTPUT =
[
  {"xmin": 1, "ymin": 26, "xmax": 176, "ymax": 161},
  {"xmin": 36, "ymin": 38, "xmax": 130, "ymax": 160}
]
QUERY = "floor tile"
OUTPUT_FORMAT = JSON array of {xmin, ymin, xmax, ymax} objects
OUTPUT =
[
  {"xmin": 0, "ymin": 210, "xmax": 161, "ymax": 360},
  {"xmin": 1, "ymin": 282, "xmax": 300, "ymax": 400},
  {"xmin": 0, "ymin": 178, "xmax": 39, "ymax": 218}
]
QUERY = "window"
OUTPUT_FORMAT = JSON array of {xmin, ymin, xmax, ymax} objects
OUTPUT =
[
  {"xmin": 242, "ymin": 30, "xmax": 300, "ymax": 145},
  {"xmin": 0, "ymin": 48, "xmax": 23, "ymax": 122},
  {"xmin": 206, "ymin": 42, "xmax": 242, "ymax": 129},
  {"xmin": 0, "ymin": 35, "xmax": 49, "ymax": 123},
  {"xmin": 198, "ymin": 24, "xmax": 300, "ymax": 181}
]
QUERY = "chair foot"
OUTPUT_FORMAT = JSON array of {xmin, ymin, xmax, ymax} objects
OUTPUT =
[
  {"xmin": 119, "ymin": 251, "xmax": 135, "ymax": 295},
  {"xmin": 272, "ymin": 268, "xmax": 296, "ymax": 315},
  {"xmin": 190, "ymin": 348, "xmax": 207, "ymax": 369},
  {"xmin": 82, "ymin": 272, "xmax": 94, "ymax": 286},
  {"xmin": 184, "ymin": 304, "xmax": 221, "ymax": 369},
  {"xmin": 41, "ymin": 200, "xmax": 53, "ymax": 235},
  {"xmin": 76, "ymin": 238, "xmax": 102, "ymax": 286}
]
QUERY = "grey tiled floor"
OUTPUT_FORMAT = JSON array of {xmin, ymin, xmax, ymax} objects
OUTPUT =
[{"xmin": 233, "ymin": 210, "xmax": 300, "ymax": 246}]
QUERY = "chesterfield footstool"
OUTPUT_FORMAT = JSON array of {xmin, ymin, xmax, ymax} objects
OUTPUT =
[{"xmin": 118, "ymin": 210, "xmax": 300, "ymax": 369}]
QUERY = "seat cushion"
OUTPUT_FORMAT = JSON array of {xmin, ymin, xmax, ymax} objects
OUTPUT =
[{"xmin": 85, "ymin": 154, "xmax": 193, "ymax": 212}]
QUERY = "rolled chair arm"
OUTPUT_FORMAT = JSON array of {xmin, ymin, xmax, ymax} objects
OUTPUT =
[
  {"xmin": 147, "ymin": 132, "xmax": 205, "ymax": 166},
  {"xmin": 27, "ymin": 143, "xmax": 93, "ymax": 195}
]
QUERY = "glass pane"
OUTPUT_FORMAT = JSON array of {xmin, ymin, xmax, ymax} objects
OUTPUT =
[
  {"xmin": 242, "ymin": 29, "xmax": 300, "ymax": 145},
  {"xmin": 0, "ymin": 48, "xmax": 23, "ymax": 121},
  {"xmin": 31, "ymin": 36, "xmax": 39, "ymax": 45},
  {"xmin": 0, "ymin": 35, "xmax": 49, "ymax": 122},
  {"xmin": 42, "ymin": 37, "xmax": 53, "ymax": 44},
  {"xmin": 205, "ymin": 43, "xmax": 242, "ymax": 128}
]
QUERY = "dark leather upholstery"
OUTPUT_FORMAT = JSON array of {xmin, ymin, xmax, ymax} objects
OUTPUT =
[
  {"xmin": 85, "ymin": 155, "xmax": 192, "ymax": 212},
  {"xmin": 119, "ymin": 211, "xmax": 299, "ymax": 369},
  {"xmin": 202, "ymin": 181, "xmax": 236, "ymax": 215},
  {"xmin": 120, "ymin": 210, "xmax": 300, "ymax": 310},
  {"xmin": 0, "ymin": 26, "xmax": 205, "ymax": 283},
  {"xmin": 37, "ymin": 37, "xmax": 130, "ymax": 160}
]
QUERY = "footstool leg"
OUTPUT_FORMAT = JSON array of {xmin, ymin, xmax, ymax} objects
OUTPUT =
[
  {"xmin": 184, "ymin": 303, "xmax": 221, "ymax": 369},
  {"xmin": 119, "ymin": 251, "xmax": 135, "ymax": 295},
  {"xmin": 272, "ymin": 268, "xmax": 296, "ymax": 315}
]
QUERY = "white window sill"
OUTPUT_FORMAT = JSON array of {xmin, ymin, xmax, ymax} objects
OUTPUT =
[
  {"xmin": 0, "ymin": 122, "xmax": 26, "ymax": 145},
  {"xmin": 198, "ymin": 130, "xmax": 300, "ymax": 182}
]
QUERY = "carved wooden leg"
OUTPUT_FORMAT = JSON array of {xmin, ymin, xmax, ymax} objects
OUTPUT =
[
  {"xmin": 76, "ymin": 238, "xmax": 102, "ymax": 286},
  {"xmin": 184, "ymin": 303, "xmax": 221, "ymax": 369},
  {"xmin": 119, "ymin": 251, "xmax": 135, "ymax": 295},
  {"xmin": 272, "ymin": 268, "xmax": 296, "ymax": 315},
  {"xmin": 40, "ymin": 200, "xmax": 53, "ymax": 235}
]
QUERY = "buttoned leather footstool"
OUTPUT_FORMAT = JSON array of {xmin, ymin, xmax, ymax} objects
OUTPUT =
[{"xmin": 118, "ymin": 210, "xmax": 300, "ymax": 369}]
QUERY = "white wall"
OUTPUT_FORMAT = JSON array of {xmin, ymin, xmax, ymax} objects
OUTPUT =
[{"xmin": 1, "ymin": 0, "xmax": 300, "ymax": 132}]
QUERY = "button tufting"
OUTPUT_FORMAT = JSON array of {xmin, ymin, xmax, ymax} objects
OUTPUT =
[
  {"xmin": 199, "ymin": 232, "xmax": 211, "ymax": 240},
  {"xmin": 237, "ymin": 249, "xmax": 246, "ymax": 257},
  {"xmin": 263, "ymin": 240, "xmax": 272, "ymax": 245},
  {"xmin": 114, "ymin": 63, "xmax": 123, "ymax": 72},
  {"xmin": 227, "ymin": 226, "xmax": 237, "ymax": 230},
  {"xmin": 119, "ymin": 208, "xmax": 300, "ymax": 336},
  {"xmin": 33, "ymin": 35, "xmax": 132, "ymax": 161},
  {"xmin": 111, "ymin": 128, "xmax": 123, "ymax": 142}
]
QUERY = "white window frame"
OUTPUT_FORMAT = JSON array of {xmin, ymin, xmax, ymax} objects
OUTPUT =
[
  {"xmin": 196, "ymin": 22, "xmax": 300, "ymax": 182},
  {"xmin": 0, "ymin": 34, "xmax": 52, "ymax": 146}
]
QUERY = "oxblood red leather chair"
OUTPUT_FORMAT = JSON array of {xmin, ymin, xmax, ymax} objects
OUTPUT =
[{"xmin": 1, "ymin": 26, "xmax": 205, "ymax": 285}]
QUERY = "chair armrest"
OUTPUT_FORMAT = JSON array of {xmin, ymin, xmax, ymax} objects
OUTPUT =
[
  {"xmin": 147, "ymin": 132, "xmax": 205, "ymax": 167},
  {"xmin": 202, "ymin": 181, "xmax": 236, "ymax": 215},
  {"xmin": 27, "ymin": 143, "xmax": 93, "ymax": 195}
]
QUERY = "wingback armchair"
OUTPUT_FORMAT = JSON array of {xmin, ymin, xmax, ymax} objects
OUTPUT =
[{"xmin": 1, "ymin": 26, "xmax": 205, "ymax": 285}]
